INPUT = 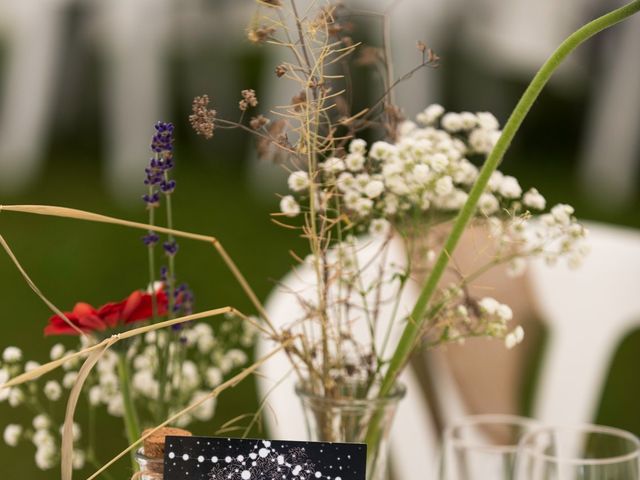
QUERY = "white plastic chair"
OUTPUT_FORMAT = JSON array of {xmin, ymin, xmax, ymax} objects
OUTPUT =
[{"xmin": 256, "ymin": 221, "xmax": 640, "ymax": 478}]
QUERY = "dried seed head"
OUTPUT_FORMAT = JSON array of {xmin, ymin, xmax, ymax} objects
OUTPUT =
[
  {"xmin": 275, "ymin": 64, "xmax": 287, "ymax": 78},
  {"xmin": 247, "ymin": 25, "xmax": 276, "ymax": 44},
  {"xmin": 189, "ymin": 94, "xmax": 216, "ymax": 140},
  {"xmin": 417, "ymin": 41, "xmax": 427, "ymax": 53},
  {"xmin": 239, "ymin": 89, "xmax": 258, "ymax": 111},
  {"xmin": 250, "ymin": 115, "xmax": 269, "ymax": 130}
]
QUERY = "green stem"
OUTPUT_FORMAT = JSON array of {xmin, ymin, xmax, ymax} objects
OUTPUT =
[
  {"xmin": 117, "ymin": 352, "xmax": 141, "ymax": 472},
  {"xmin": 368, "ymin": 0, "xmax": 640, "ymax": 452}
]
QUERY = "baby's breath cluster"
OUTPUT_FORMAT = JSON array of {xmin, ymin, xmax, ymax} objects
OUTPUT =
[
  {"xmin": 0, "ymin": 318, "xmax": 255, "ymax": 471},
  {"xmin": 0, "ymin": 346, "xmax": 84, "ymax": 471},
  {"xmin": 278, "ymin": 105, "xmax": 587, "ymax": 364}
]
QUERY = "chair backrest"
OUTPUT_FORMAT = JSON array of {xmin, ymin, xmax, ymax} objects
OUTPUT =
[{"xmin": 528, "ymin": 221, "xmax": 640, "ymax": 426}]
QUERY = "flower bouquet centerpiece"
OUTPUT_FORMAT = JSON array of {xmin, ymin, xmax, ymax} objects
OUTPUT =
[{"xmin": 0, "ymin": 0, "xmax": 639, "ymax": 479}]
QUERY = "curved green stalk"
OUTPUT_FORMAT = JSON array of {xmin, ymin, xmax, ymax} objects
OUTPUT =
[
  {"xmin": 367, "ymin": 0, "xmax": 640, "ymax": 453},
  {"xmin": 117, "ymin": 352, "xmax": 141, "ymax": 472}
]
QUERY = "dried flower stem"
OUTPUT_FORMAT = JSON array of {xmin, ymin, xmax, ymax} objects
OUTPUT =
[{"xmin": 0, "ymin": 233, "xmax": 86, "ymax": 336}]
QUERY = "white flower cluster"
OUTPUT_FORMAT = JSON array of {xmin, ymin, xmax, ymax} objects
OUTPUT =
[
  {"xmin": 0, "ymin": 317, "xmax": 256, "ymax": 470},
  {"xmin": 278, "ymin": 105, "xmax": 588, "ymax": 352},
  {"xmin": 0, "ymin": 347, "xmax": 85, "ymax": 471},
  {"xmin": 281, "ymin": 105, "xmax": 549, "ymax": 232}
]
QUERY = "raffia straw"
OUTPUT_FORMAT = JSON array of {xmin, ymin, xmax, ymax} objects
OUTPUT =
[
  {"xmin": 62, "ymin": 338, "xmax": 115, "ymax": 480},
  {"xmin": 0, "ymin": 307, "xmax": 235, "ymax": 390},
  {"xmin": 88, "ymin": 341, "xmax": 291, "ymax": 480},
  {"xmin": 0, "ymin": 204, "xmax": 275, "ymax": 332},
  {"xmin": 0, "ymin": 234, "xmax": 86, "ymax": 336}
]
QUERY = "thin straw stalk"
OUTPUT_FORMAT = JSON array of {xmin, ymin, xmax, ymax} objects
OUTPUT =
[{"xmin": 0, "ymin": 204, "xmax": 275, "ymax": 333}]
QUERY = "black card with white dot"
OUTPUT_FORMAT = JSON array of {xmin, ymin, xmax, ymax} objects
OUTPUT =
[{"xmin": 163, "ymin": 436, "xmax": 367, "ymax": 480}]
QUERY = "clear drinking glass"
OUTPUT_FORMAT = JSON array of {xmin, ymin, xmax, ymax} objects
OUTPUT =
[
  {"xmin": 439, "ymin": 414, "xmax": 539, "ymax": 480},
  {"xmin": 515, "ymin": 424, "xmax": 640, "ymax": 480}
]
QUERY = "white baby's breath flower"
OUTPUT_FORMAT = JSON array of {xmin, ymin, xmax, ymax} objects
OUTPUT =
[
  {"xmin": 33, "ymin": 429, "xmax": 54, "ymax": 447},
  {"xmin": 435, "ymin": 176, "xmax": 454, "ymax": 196},
  {"xmin": 50, "ymin": 343, "xmax": 65, "ymax": 361},
  {"xmin": 35, "ymin": 444, "xmax": 56, "ymax": 470},
  {"xmin": 412, "ymin": 164, "xmax": 431, "ymax": 184},
  {"xmin": 469, "ymin": 128, "xmax": 496, "ymax": 154},
  {"xmin": 498, "ymin": 175, "xmax": 523, "ymax": 199},
  {"xmin": 496, "ymin": 304, "xmax": 513, "ymax": 322},
  {"xmin": 384, "ymin": 194, "xmax": 399, "ymax": 215},
  {"xmin": 2, "ymin": 347, "xmax": 22, "ymax": 363},
  {"xmin": 88, "ymin": 386, "xmax": 102, "ymax": 406},
  {"xmin": 343, "ymin": 191, "xmax": 361, "ymax": 210},
  {"xmin": 397, "ymin": 120, "xmax": 418, "ymax": 137},
  {"xmin": 3, "ymin": 424, "xmax": 22, "ymax": 447},
  {"xmin": 8, "ymin": 388, "xmax": 24, "ymax": 407},
  {"xmin": 369, "ymin": 141, "xmax": 395, "ymax": 160},
  {"xmin": 478, "ymin": 193, "xmax": 499, "ymax": 215},
  {"xmin": 287, "ymin": 171, "xmax": 310, "ymax": 192},
  {"xmin": 476, "ymin": 111, "xmax": 499, "ymax": 130},
  {"xmin": 505, "ymin": 326, "xmax": 525, "ymax": 349},
  {"xmin": 459, "ymin": 112, "xmax": 478, "ymax": 130},
  {"xmin": 369, "ymin": 219, "xmax": 391, "ymax": 237},
  {"xmin": 441, "ymin": 112, "xmax": 463, "ymax": 132},
  {"xmin": 523, "ymin": 188, "xmax": 546, "ymax": 210},
  {"xmin": 488, "ymin": 171, "xmax": 504, "ymax": 192},
  {"xmin": 24, "ymin": 361, "xmax": 40, "ymax": 373},
  {"xmin": 73, "ymin": 450, "xmax": 86, "ymax": 470},
  {"xmin": 133, "ymin": 370, "xmax": 159, "ymax": 399},
  {"xmin": 322, "ymin": 157, "xmax": 345, "ymax": 174},
  {"xmin": 206, "ymin": 367, "xmax": 223, "ymax": 388},
  {"xmin": 0, "ymin": 367, "xmax": 8, "ymax": 385},
  {"xmin": 62, "ymin": 371, "xmax": 78, "ymax": 389},
  {"xmin": 349, "ymin": 138, "xmax": 367, "ymax": 154},
  {"xmin": 551, "ymin": 204, "xmax": 575, "ymax": 226},
  {"xmin": 33, "ymin": 414, "xmax": 51, "ymax": 430},
  {"xmin": 226, "ymin": 349, "xmax": 248, "ymax": 368},
  {"xmin": 355, "ymin": 197, "xmax": 374, "ymax": 216},
  {"xmin": 507, "ymin": 258, "xmax": 527, "ymax": 277},
  {"xmin": 364, "ymin": 180, "xmax": 385, "ymax": 199},
  {"xmin": 345, "ymin": 153, "xmax": 366, "ymax": 171},
  {"xmin": 280, "ymin": 195, "xmax": 300, "ymax": 217},
  {"xmin": 336, "ymin": 172, "xmax": 355, "ymax": 192},
  {"xmin": 429, "ymin": 153, "xmax": 449, "ymax": 172},
  {"xmin": 44, "ymin": 381, "xmax": 62, "ymax": 401},
  {"xmin": 191, "ymin": 391, "xmax": 217, "ymax": 422},
  {"xmin": 416, "ymin": 104, "xmax": 445, "ymax": 125},
  {"xmin": 107, "ymin": 395, "xmax": 124, "ymax": 417},
  {"xmin": 478, "ymin": 297, "xmax": 500, "ymax": 316},
  {"xmin": 181, "ymin": 361, "xmax": 201, "ymax": 390}
]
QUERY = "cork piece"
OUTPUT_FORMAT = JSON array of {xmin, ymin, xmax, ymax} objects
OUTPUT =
[{"xmin": 143, "ymin": 427, "xmax": 192, "ymax": 459}]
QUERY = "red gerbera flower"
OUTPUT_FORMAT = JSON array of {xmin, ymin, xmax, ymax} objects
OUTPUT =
[{"xmin": 44, "ymin": 288, "xmax": 168, "ymax": 336}]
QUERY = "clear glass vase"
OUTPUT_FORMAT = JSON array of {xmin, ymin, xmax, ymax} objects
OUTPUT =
[
  {"xmin": 295, "ymin": 380, "xmax": 406, "ymax": 480},
  {"xmin": 135, "ymin": 448, "xmax": 164, "ymax": 479}
]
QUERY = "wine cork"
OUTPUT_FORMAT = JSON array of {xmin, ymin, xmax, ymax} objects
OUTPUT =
[{"xmin": 142, "ymin": 427, "xmax": 192, "ymax": 459}]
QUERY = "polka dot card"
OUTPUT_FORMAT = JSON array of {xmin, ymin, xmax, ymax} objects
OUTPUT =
[{"xmin": 163, "ymin": 437, "xmax": 367, "ymax": 480}]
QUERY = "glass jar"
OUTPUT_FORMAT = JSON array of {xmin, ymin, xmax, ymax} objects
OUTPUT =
[
  {"xmin": 296, "ymin": 380, "xmax": 406, "ymax": 480},
  {"xmin": 134, "ymin": 448, "xmax": 164, "ymax": 479}
]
